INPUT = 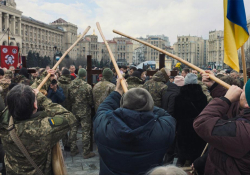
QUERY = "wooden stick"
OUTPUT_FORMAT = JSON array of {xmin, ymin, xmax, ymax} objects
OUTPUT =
[
  {"xmin": 97, "ymin": 23, "xmax": 128, "ymax": 93},
  {"xmin": 113, "ymin": 30, "xmax": 231, "ymax": 89},
  {"xmin": 36, "ymin": 26, "xmax": 90, "ymax": 175},
  {"xmin": 241, "ymin": 45, "xmax": 247, "ymax": 84},
  {"xmin": 36, "ymin": 26, "xmax": 91, "ymax": 90},
  {"xmin": 201, "ymin": 143, "xmax": 208, "ymax": 157}
]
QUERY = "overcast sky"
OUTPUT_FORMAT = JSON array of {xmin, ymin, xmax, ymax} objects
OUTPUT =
[{"xmin": 15, "ymin": 0, "xmax": 250, "ymax": 45}]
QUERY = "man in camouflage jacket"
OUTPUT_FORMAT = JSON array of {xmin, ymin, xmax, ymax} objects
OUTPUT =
[
  {"xmin": 12, "ymin": 68, "xmax": 31, "ymax": 86},
  {"xmin": 93, "ymin": 68, "xmax": 115, "ymax": 112},
  {"xmin": 0, "ymin": 83, "xmax": 77, "ymax": 175},
  {"xmin": 57, "ymin": 68, "xmax": 72, "ymax": 149},
  {"xmin": 0, "ymin": 70, "xmax": 11, "ymax": 102},
  {"xmin": 126, "ymin": 70, "xmax": 143, "ymax": 90},
  {"xmin": 31, "ymin": 70, "xmax": 52, "ymax": 94},
  {"xmin": 68, "ymin": 68, "xmax": 95, "ymax": 159},
  {"xmin": 57, "ymin": 68, "xmax": 72, "ymax": 111},
  {"xmin": 142, "ymin": 68, "xmax": 169, "ymax": 108}
]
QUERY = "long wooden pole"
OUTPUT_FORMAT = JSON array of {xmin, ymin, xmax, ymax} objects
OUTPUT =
[
  {"xmin": 36, "ymin": 26, "xmax": 91, "ymax": 175},
  {"xmin": 241, "ymin": 45, "xmax": 247, "ymax": 84},
  {"xmin": 37, "ymin": 26, "xmax": 91, "ymax": 90},
  {"xmin": 113, "ymin": 30, "xmax": 231, "ymax": 90},
  {"xmin": 97, "ymin": 23, "xmax": 128, "ymax": 93}
]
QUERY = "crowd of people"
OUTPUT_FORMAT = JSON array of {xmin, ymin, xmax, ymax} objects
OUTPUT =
[{"xmin": 0, "ymin": 63, "xmax": 248, "ymax": 175}]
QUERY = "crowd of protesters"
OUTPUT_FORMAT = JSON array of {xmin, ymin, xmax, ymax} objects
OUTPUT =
[{"xmin": 0, "ymin": 63, "xmax": 248, "ymax": 175}]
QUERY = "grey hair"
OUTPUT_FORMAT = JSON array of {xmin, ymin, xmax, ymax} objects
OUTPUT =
[{"xmin": 147, "ymin": 165, "xmax": 187, "ymax": 175}]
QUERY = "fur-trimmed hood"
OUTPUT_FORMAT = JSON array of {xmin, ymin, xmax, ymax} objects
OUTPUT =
[{"xmin": 152, "ymin": 71, "xmax": 166, "ymax": 83}]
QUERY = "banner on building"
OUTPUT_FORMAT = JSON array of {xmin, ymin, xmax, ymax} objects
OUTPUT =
[{"xmin": 0, "ymin": 46, "xmax": 19, "ymax": 69}]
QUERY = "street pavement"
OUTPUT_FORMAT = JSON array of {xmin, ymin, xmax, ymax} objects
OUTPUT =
[
  {"xmin": 63, "ymin": 129, "xmax": 100, "ymax": 175},
  {"xmin": 63, "ymin": 128, "xmax": 178, "ymax": 175}
]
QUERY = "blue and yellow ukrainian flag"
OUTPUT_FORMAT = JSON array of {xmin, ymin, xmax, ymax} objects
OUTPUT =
[{"xmin": 224, "ymin": 0, "xmax": 249, "ymax": 72}]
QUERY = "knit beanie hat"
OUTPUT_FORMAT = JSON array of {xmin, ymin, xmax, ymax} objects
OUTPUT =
[
  {"xmin": 62, "ymin": 68, "xmax": 70, "ymax": 76},
  {"xmin": 160, "ymin": 68, "xmax": 169, "ymax": 82},
  {"xmin": 184, "ymin": 73, "xmax": 198, "ymax": 85},
  {"xmin": 78, "ymin": 68, "xmax": 87, "ymax": 78},
  {"xmin": 132, "ymin": 71, "xmax": 141, "ymax": 79},
  {"xmin": 245, "ymin": 79, "xmax": 250, "ymax": 106},
  {"xmin": 0, "ymin": 69, "xmax": 4, "ymax": 76},
  {"xmin": 174, "ymin": 76, "xmax": 185, "ymax": 86},
  {"xmin": 102, "ymin": 68, "xmax": 113, "ymax": 81},
  {"xmin": 120, "ymin": 88, "xmax": 154, "ymax": 111}
]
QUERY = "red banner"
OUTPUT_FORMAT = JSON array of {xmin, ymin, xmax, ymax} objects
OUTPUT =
[{"xmin": 0, "ymin": 46, "xmax": 19, "ymax": 69}]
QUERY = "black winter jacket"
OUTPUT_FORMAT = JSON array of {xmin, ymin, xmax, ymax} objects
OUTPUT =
[
  {"xmin": 174, "ymin": 84, "xmax": 207, "ymax": 161},
  {"xmin": 162, "ymin": 81, "xmax": 180, "ymax": 117}
]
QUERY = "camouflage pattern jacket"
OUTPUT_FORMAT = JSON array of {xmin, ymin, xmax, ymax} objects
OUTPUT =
[
  {"xmin": 12, "ymin": 74, "xmax": 31, "ymax": 86},
  {"xmin": 142, "ymin": 71, "xmax": 168, "ymax": 108},
  {"xmin": 58, "ymin": 75, "xmax": 72, "ymax": 111},
  {"xmin": 30, "ymin": 76, "xmax": 39, "ymax": 83},
  {"xmin": 93, "ymin": 79, "xmax": 115, "ymax": 112},
  {"xmin": 0, "ymin": 92, "xmax": 77, "ymax": 175},
  {"xmin": 126, "ymin": 76, "xmax": 143, "ymax": 90},
  {"xmin": 4, "ymin": 70, "xmax": 13, "ymax": 79},
  {"xmin": 198, "ymin": 80, "xmax": 213, "ymax": 103},
  {"xmin": 68, "ymin": 78, "xmax": 93, "ymax": 119},
  {"xmin": 0, "ymin": 78, "xmax": 11, "ymax": 101},
  {"xmin": 31, "ymin": 71, "xmax": 51, "ymax": 91}
]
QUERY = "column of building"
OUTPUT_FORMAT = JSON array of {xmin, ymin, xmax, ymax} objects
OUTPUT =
[
  {"xmin": 0, "ymin": 12, "xmax": 2, "ymax": 32},
  {"xmin": 18, "ymin": 17, "xmax": 21, "ymax": 36},
  {"xmin": 32, "ymin": 26, "xmax": 35, "ymax": 52},
  {"xmin": 4, "ymin": 13, "xmax": 9, "ymax": 32},
  {"xmin": 28, "ymin": 25, "xmax": 31, "ymax": 52}
]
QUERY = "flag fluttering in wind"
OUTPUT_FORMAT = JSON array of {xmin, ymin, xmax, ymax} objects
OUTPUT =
[{"xmin": 224, "ymin": 0, "xmax": 249, "ymax": 72}]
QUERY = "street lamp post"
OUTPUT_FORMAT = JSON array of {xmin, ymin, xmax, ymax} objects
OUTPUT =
[{"xmin": 53, "ymin": 46, "xmax": 57, "ymax": 66}]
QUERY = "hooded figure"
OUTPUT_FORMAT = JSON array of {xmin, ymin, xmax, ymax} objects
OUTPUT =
[
  {"xmin": 93, "ymin": 68, "xmax": 115, "ymax": 112},
  {"xmin": 94, "ymin": 81, "xmax": 176, "ymax": 175},
  {"xmin": 142, "ymin": 68, "xmax": 169, "ymax": 107},
  {"xmin": 18, "ymin": 68, "xmax": 29, "ymax": 79},
  {"xmin": 174, "ymin": 73, "xmax": 207, "ymax": 166},
  {"xmin": 126, "ymin": 70, "xmax": 143, "ymax": 90},
  {"xmin": 12, "ymin": 67, "xmax": 31, "ymax": 85}
]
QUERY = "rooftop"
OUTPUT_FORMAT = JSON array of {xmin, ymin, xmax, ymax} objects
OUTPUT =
[
  {"xmin": 126, "ymin": 41, "xmax": 133, "ymax": 44},
  {"xmin": 49, "ymin": 18, "xmax": 78, "ymax": 28},
  {"xmin": 21, "ymin": 16, "xmax": 64, "ymax": 32},
  {"xmin": 51, "ymin": 18, "xmax": 68, "ymax": 24},
  {"xmin": 107, "ymin": 40, "xmax": 117, "ymax": 44}
]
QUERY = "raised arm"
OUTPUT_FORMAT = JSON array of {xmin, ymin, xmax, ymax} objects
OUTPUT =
[
  {"xmin": 193, "ymin": 86, "xmax": 250, "ymax": 158},
  {"xmin": 35, "ymin": 90, "xmax": 77, "ymax": 147}
]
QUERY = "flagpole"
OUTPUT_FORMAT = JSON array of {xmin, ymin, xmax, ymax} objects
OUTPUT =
[{"xmin": 241, "ymin": 45, "xmax": 247, "ymax": 84}]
